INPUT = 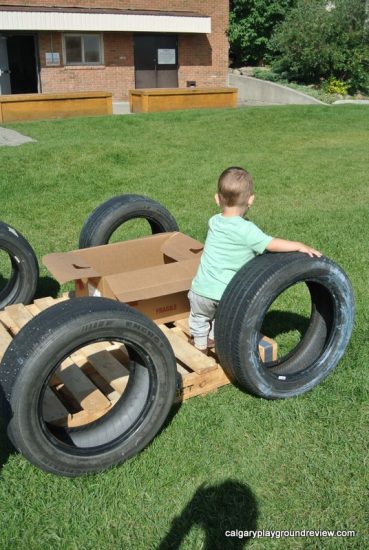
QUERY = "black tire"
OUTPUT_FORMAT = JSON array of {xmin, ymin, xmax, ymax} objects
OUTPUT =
[
  {"xmin": 79, "ymin": 194, "xmax": 179, "ymax": 248},
  {"xmin": 0, "ymin": 222, "xmax": 39, "ymax": 309},
  {"xmin": 215, "ymin": 253, "xmax": 355, "ymax": 399},
  {"xmin": 0, "ymin": 297, "xmax": 177, "ymax": 476}
]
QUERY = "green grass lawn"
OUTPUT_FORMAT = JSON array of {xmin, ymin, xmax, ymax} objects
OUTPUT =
[{"xmin": 0, "ymin": 105, "xmax": 368, "ymax": 549}]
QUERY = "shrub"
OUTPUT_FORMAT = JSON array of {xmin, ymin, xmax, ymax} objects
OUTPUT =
[
  {"xmin": 323, "ymin": 78, "xmax": 349, "ymax": 95},
  {"xmin": 269, "ymin": 0, "xmax": 369, "ymax": 93},
  {"xmin": 252, "ymin": 68, "xmax": 288, "ymax": 83},
  {"xmin": 344, "ymin": 48, "xmax": 369, "ymax": 94}
]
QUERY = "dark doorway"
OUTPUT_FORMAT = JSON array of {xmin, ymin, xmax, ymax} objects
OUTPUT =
[
  {"xmin": 134, "ymin": 34, "xmax": 178, "ymax": 89},
  {"xmin": 7, "ymin": 35, "xmax": 38, "ymax": 94}
]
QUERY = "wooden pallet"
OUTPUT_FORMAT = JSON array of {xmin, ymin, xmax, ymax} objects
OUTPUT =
[{"xmin": 0, "ymin": 296, "xmax": 276, "ymax": 429}]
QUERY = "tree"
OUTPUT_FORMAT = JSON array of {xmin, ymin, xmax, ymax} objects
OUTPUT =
[
  {"xmin": 269, "ymin": 0, "xmax": 369, "ymax": 92},
  {"xmin": 228, "ymin": 0, "xmax": 296, "ymax": 66}
]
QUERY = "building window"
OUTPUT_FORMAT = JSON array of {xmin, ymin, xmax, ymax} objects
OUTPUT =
[{"xmin": 63, "ymin": 34, "xmax": 103, "ymax": 65}]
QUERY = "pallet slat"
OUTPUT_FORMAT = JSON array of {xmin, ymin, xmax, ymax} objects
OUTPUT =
[
  {"xmin": 58, "ymin": 356, "xmax": 111, "ymax": 413},
  {"xmin": 174, "ymin": 318, "xmax": 190, "ymax": 335},
  {"xmin": 175, "ymin": 318, "xmax": 277, "ymax": 360},
  {"xmin": 25, "ymin": 293, "xmax": 69, "ymax": 318},
  {"xmin": 159, "ymin": 324, "xmax": 217, "ymax": 374},
  {"xmin": 78, "ymin": 346, "xmax": 130, "ymax": 394},
  {"xmin": 0, "ymin": 304, "xmax": 33, "ymax": 334},
  {"xmin": 33, "ymin": 296, "xmax": 60, "ymax": 310},
  {"xmin": 177, "ymin": 366, "xmax": 231, "ymax": 401},
  {"xmin": 176, "ymin": 363, "xmax": 190, "ymax": 376},
  {"xmin": 42, "ymin": 387, "xmax": 69, "ymax": 424},
  {"xmin": 26, "ymin": 303, "xmax": 42, "ymax": 316}
]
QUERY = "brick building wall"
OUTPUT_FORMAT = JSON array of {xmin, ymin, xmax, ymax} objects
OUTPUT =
[
  {"xmin": 38, "ymin": 32, "xmax": 136, "ymax": 98},
  {"xmin": 2, "ymin": 1, "xmax": 229, "ymax": 99}
]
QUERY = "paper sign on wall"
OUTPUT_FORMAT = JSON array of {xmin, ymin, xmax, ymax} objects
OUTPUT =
[
  {"xmin": 157, "ymin": 49, "xmax": 176, "ymax": 65},
  {"xmin": 45, "ymin": 52, "xmax": 60, "ymax": 66}
]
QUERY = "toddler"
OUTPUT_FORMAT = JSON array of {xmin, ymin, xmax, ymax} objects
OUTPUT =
[{"xmin": 188, "ymin": 166, "xmax": 321, "ymax": 353}]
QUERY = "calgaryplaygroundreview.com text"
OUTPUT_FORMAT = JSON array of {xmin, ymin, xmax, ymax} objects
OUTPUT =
[{"xmin": 224, "ymin": 529, "xmax": 357, "ymax": 540}]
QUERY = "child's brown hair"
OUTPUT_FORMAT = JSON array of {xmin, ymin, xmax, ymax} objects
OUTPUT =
[{"xmin": 217, "ymin": 167, "xmax": 254, "ymax": 208}]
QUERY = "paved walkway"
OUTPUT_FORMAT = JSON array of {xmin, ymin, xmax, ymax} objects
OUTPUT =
[
  {"xmin": 0, "ymin": 127, "xmax": 35, "ymax": 147},
  {"xmin": 333, "ymin": 99, "xmax": 369, "ymax": 105},
  {"xmin": 113, "ymin": 101, "xmax": 131, "ymax": 115}
]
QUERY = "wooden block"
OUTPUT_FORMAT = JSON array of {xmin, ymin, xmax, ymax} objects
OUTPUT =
[
  {"xmin": 177, "ymin": 365, "xmax": 231, "ymax": 402},
  {"xmin": 170, "ymin": 323, "xmax": 210, "ymax": 376},
  {"xmin": 66, "ymin": 407, "xmax": 114, "ymax": 429},
  {"xmin": 27, "ymin": 303, "xmax": 41, "ymax": 317},
  {"xmin": 174, "ymin": 318, "xmax": 190, "ymax": 335},
  {"xmin": 105, "ymin": 343, "xmax": 130, "ymax": 366},
  {"xmin": 170, "ymin": 326, "xmax": 189, "ymax": 342},
  {"xmin": 176, "ymin": 363, "xmax": 190, "ymax": 376},
  {"xmin": 83, "ymin": 341, "xmax": 129, "ymax": 364},
  {"xmin": 53, "ymin": 295, "xmax": 70, "ymax": 304},
  {"xmin": 79, "ymin": 364, "xmax": 121, "ymax": 402},
  {"xmin": 42, "ymin": 386, "xmax": 69, "ymax": 424},
  {"xmin": 2, "ymin": 304, "xmax": 33, "ymax": 334},
  {"xmin": 28, "ymin": 294, "xmax": 70, "ymax": 317},
  {"xmin": 33, "ymin": 296, "xmax": 57, "ymax": 311},
  {"xmin": 0, "ymin": 311, "xmax": 16, "ymax": 338},
  {"xmin": 78, "ymin": 346, "xmax": 130, "ymax": 394},
  {"xmin": 159, "ymin": 324, "xmax": 217, "ymax": 374},
  {"xmin": 57, "ymin": 356, "xmax": 111, "ymax": 413},
  {"xmin": 259, "ymin": 336, "xmax": 277, "ymax": 362}
]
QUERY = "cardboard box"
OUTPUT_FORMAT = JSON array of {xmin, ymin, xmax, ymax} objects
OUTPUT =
[{"xmin": 43, "ymin": 232, "xmax": 203, "ymax": 323}]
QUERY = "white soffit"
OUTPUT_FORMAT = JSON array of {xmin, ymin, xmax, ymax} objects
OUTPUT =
[{"xmin": 0, "ymin": 10, "xmax": 211, "ymax": 33}]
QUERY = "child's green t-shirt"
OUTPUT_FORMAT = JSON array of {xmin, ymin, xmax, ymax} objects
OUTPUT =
[{"xmin": 191, "ymin": 213, "xmax": 273, "ymax": 301}]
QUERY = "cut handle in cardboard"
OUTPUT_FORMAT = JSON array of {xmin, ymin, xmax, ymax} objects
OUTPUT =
[
  {"xmin": 72, "ymin": 263, "xmax": 93, "ymax": 270},
  {"xmin": 43, "ymin": 251, "xmax": 101, "ymax": 284},
  {"xmin": 160, "ymin": 233, "xmax": 203, "ymax": 261}
]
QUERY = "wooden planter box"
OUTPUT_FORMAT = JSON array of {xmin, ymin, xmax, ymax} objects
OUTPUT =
[
  {"xmin": 129, "ymin": 87, "xmax": 238, "ymax": 113},
  {"xmin": 0, "ymin": 91, "xmax": 113, "ymax": 123}
]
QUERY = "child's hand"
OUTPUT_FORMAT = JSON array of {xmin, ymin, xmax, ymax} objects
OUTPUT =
[
  {"xmin": 297, "ymin": 244, "xmax": 322, "ymax": 258},
  {"xmin": 267, "ymin": 238, "xmax": 322, "ymax": 257}
]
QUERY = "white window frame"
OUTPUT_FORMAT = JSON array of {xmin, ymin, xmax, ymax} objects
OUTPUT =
[{"xmin": 63, "ymin": 33, "xmax": 104, "ymax": 65}]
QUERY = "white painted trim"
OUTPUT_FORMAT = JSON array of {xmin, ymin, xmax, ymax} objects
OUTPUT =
[{"xmin": 0, "ymin": 11, "xmax": 211, "ymax": 33}]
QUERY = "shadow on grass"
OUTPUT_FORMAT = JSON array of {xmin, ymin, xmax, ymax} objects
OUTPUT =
[
  {"xmin": 34, "ymin": 276, "xmax": 60, "ymax": 299},
  {"xmin": 157, "ymin": 480, "xmax": 258, "ymax": 549},
  {"xmin": 261, "ymin": 310, "xmax": 310, "ymax": 339},
  {"xmin": 160, "ymin": 400, "xmax": 182, "ymax": 435}
]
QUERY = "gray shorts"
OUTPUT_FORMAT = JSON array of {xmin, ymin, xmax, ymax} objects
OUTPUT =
[{"xmin": 188, "ymin": 289, "xmax": 219, "ymax": 348}]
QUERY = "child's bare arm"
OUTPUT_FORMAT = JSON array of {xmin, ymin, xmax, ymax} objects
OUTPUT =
[{"xmin": 266, "ymin": 238, "xmax": 322, "ymax": 258}]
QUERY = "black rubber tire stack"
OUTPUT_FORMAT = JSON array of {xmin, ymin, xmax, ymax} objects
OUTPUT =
[
  {"xmin": 79, "ymin": 194, "xmax": 179, "ymax": 248},
  {"xmin": 215, "ymin": 253, "xmax": 355, "ymax": 399},
  {"xmin": 0, "ymin": 297, "xmax": 177, "ymax": 476},
  {"xmin": 0, "ymin": 222, "xmax": 39, "ymax": 309}
]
